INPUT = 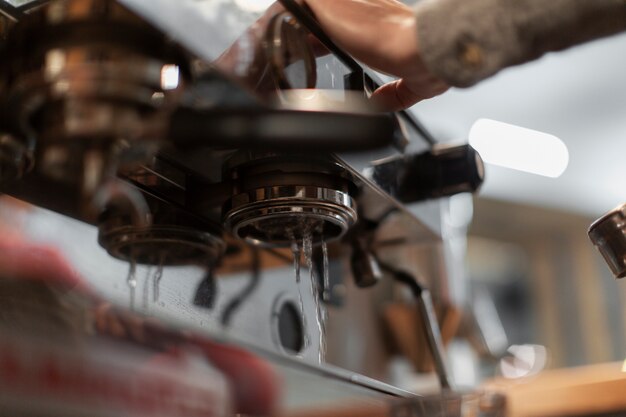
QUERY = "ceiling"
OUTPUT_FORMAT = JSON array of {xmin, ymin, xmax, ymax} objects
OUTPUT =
[{"xmin": 412, "ymin": 32, "xmax": 626, "ymax": 218}]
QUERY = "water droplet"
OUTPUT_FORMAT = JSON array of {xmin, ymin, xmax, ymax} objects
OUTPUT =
[
  {"xmin": 286, "ymin": 218, "xmax": 328, "ymax": 362},
  {"xmin": 291, "ymin": 243, "xmax": 301, "ymax": 284},
  {"xmin": 303, "ymin": 228, "xmax": 326, "ymax": 364},
  {"xmin": 288, "ymin": 225, "xmax": 310, "ymax": 351},
  {"xmin": 296, "ymin": 282, "xmax": 310, "ymax": 350},
  {"xmin": 153, "ymin": 255, "xmax": 165, "ymax": 303},
  {"xmin": 126, "ymin": 257, "xmax": 137, "ymax": 311},
  {"xmin": 322, "ymin": 240, "xmax": 330, "ymax": 301},
  {"xmin": 303, "ymin": 232, "xmax": 313, "ymax": 271},
  {"xmin": 142, "ymin": 266, "xmax": 152, "ymax": 312}
]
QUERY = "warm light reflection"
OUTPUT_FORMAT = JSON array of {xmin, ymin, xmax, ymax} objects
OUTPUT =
[
  {"xmin": 469, "ymin": 119, "xmax": 569, "ymax": 178},
  {"xmin": 45, "ymin": 50, "xmax": 66, "ymax": 78},
  {"xmin": 622, "ymin": 359, "xmax": 626, "ymax": 373}
]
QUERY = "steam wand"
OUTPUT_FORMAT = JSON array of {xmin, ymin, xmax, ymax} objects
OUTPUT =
[{"xmin": 378, "ymin": 260, "xmax": 455, "ymax": 391}]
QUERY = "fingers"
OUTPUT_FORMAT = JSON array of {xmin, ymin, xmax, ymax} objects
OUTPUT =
[
  {"xmin": 370, "ymin": 79, "xmax": 420, "ymax": 112},
  {"xmin": 370, "ymin": 78, "xmax": 449, "ymax": 111},
  {"xmin": 299, "ymin": 0, "xmax": 419, "ymax": 76}
]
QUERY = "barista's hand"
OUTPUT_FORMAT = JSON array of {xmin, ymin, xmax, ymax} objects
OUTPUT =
[{"xmin": 300, "ymin": 0, "xmax": 449, "ymax": 110}]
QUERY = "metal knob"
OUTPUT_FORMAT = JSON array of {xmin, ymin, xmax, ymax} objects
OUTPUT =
[{"xmin": 589, "ymin": 203, "xmax": 626, "ymax": 279}]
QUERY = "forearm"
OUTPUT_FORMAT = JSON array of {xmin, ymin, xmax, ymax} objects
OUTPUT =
[{"xmin": 415, "ymin": 0, "xmax": 626, "ymax": 87}]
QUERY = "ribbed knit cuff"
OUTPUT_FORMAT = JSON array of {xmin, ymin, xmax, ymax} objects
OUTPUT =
[{"xmin": 415, "ymin": 0, "xmax": 626, "ymax": 88}]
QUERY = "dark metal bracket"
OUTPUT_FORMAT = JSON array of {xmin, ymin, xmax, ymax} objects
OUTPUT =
[
  {"xmin": 0, "ymin": 2, "xmax": 25, "ymax": 21},
  {"xmin": 0, "ymin": 0, "xmax": 49, "ymax": 21}
]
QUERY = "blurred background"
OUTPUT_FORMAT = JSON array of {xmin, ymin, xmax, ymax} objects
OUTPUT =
[{"xmin": 410, "ymin": 14, "xmax": 626, "ymax": 373}]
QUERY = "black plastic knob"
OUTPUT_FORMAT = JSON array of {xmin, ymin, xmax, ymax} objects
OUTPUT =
[
  {"xmin": 350, "ymin": 239, "xmax": 383, "ymax": 288},
  {"xmin": 369, "ymin": 144, "xmax": 484, "ymax": 203}
]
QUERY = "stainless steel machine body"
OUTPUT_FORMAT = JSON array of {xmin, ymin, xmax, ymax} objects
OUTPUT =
[{"xmin": 0, "ymin": 0, "xmax": 485, "ymax": 410}]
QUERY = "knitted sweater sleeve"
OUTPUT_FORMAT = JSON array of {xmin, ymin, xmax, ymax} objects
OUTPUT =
[{"xmin": 414, "ymin": 0, "xmax": 626, "ymax": 87}]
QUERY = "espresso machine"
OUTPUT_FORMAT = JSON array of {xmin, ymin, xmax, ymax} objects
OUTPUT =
[{"xmin": 0, "ymin": 0, "xmax": 486, "ymax": 414}]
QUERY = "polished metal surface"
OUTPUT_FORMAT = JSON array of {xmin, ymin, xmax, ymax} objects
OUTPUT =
[
  {"xmin": 117, "ymin": 0, "xmax": 259, "ymax": 63},
  {"xmin": 0, "ymin": 1, "xmax": 24, "ymax": 21},
  {"xmin": 265, "ymin": 12, "xmax": 316, "ymax": 90},
  {"xmin": 0, "ymin": 0, "xmax": 188, "ymax": 200},
  {"xmin": 99, "ymin": 224, "xmax": 224, "ymax": 266},
  {"xmin": 0, "ymin": 14, "xmax": 9, "ymax": 37},
  {"xmin": 589, "ymin": 203, "xmax": 626, "ymax": 278},
  {"xmin": 0, "ymin": 0, "xmax": 48, "ymax": 12},
  {"xmin": 274, "ymin": 89, "xmax": 379, "ymax": 113},
  {"xmin": 225, "ymin": 185, "xmax": 357, "ymax": 248},
  {"xmin": 0, "ymin": 0, "xmax": 479, "ymax": 407},
  {"xmin": 222, "ymin": 151, "xmax": 360, "ymax": 248},
  {"xmin": 98, "ymin": 190, "xmax": 225, "ymax": 266},
  {"xmin": 0, "ymin": 133, "xmax": 31, "ymax": 181}
]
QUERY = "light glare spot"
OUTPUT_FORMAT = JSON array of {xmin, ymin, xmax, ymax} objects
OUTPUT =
[
  {"xmin": 161, "ymin": 65, "xmax": 180, "ymax": 90},
  {"xmin": 500, "ymin": 344, "xmax": 548, "ymax": 379},
  {"xmin": 469, "ymin": 119, "xmax": 569, "ymax": 178}
]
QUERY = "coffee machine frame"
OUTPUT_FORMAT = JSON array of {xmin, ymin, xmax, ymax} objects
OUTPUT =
[{"xmin": 0, "ymin": 0, "xmax": 483, "ymax": 409}]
